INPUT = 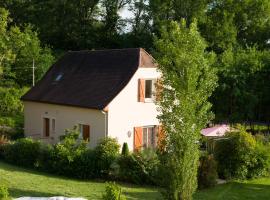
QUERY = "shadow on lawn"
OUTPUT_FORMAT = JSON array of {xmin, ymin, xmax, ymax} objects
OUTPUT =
[{"xmin": 9, "ymin": 188, "xmax": 62, "ymax": 198}]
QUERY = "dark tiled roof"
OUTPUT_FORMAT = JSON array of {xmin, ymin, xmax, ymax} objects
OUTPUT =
[{"xmin": 21, "ymin": 48, "xmax": 156, "ymax": 110}]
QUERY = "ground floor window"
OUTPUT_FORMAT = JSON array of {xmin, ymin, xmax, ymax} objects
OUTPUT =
[
  {"xmin": 79, "ymin": 124, "xmax": 90, "ymax": 141},
  {"xmin": 142, "ymin": 126, "xmax": 157, "ymax": 149},
  {"xmin": 43, "ymin": 117, "xmax": 56, "ymax": 137}
]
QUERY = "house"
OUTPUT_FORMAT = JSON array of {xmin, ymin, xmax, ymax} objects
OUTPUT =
[
  {"xmin": 201, "ymin": 124, "xmax": 231, "ymax": 137},
  {"xmin": 21, "ymin": 48, "xmax": 162, "ymax": 151}
]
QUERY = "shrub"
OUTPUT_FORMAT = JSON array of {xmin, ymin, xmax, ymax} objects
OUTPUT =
[
  {"xmin": 247, "ymin": 143, "xmax": 270, "ymax": 178},
  {"xmin": 72, "ymin": 149, "xmax": 99, "ymax": 179},
  {"xmin": 121, "ymin": 143, "xmax": 129, "ymax": 156},
  {"xmin": 0, "ymin": 184, "xmax": 9, "ymax": 199},
  {"xmin": 102, "ymin": 182, "xmax": 126, "ymax": 200},
  {"xmin": 198, "ymin": 153, "xmax": 218, "ymax": 189},
  {"xmin": 95, "ymin": 137, "xmax": 120, "ymax": 176},
  {"xmin": 115, "ymin": 149, "xmax": 160, "ymax": 184},
  {"xmin": 36, "ymin": 143, "xmax": 54, "ymax": 171},
  {"xmin": 47, "ymin": 127, "xmax": 87, "ymax": 176},
  {"xmin": 214, "ymin": 128, "xmax": 270, "ymax": 179},
  {"xmin": 3, "ymin": 138, "xmax": 40, "ymax": 167}
]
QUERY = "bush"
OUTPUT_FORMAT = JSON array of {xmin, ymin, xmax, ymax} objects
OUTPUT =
[
  {"xmin": 72, "ymin": 149, "xmax": 99, "ymax": 179},
  {"xmin": 115, "ymin": 149, "xmax": 160, "ymax": 184},
  {"xmin": 198, "ymin": 153, "xmax": 218, "ymax": 189},
  {"xmin": 0, "ymin": 184, "xmax": 9, "ymax": 199},
  {"xmin": 248, "ymin": 143, "xmax": 270, "ymax": 178},
  {"xmin": 46, "ymin": 128, "xmax": 87, "ymax": 176},
  {"xmin": 102, "ymin": 182, "xmax": 126, "ymax": 200},
  {"xmin": 3, "ymin": 138, "xmax": 40, "ymax": 167},
  {"xmin": 214, "ymin": 128, "xmax": 270, "ymax": 179},
  {"xmin": 95, "ymin": 137, "xmax": 120, "ymax": 177},
  {"xmin": 121, "ymin": 143, "xmax": 129, "ymax": 156},
  {"xmin": 36, "ymin": 143, "xmax": 54, "ymax": 171}
]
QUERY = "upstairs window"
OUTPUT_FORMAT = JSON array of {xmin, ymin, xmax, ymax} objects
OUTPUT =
[{"xmin": 138, "ymin": 79, "xmax": 156, "ymax": 102}]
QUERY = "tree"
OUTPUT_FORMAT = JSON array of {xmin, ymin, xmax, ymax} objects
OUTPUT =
[
  {"xmin": 0, "ymin": 0, "xmax": 101, "ymax": 50},
  {"xmin": 0, "ymin": 8, "xmax": 54, "ymax": 87},
  {"xmin": 149, "ymin": 0, "xmax": 209, "ymax": 32},
  {"xmin": 126, "ymin": 0, "xmax": 153, "ymax": 49},
  {"xmin": 200, "ymin": 0, "xmax": 270, "ymax": 53},
  {"xmin": 154, "ymin": 20, "xmax": 217, "ymax": 199},
  {"xmin": 212, "ymin": 46, "xmax": 270, "ymax": 123}
]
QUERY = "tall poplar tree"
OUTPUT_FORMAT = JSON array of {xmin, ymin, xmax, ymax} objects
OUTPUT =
[{"xmin": 154, "ymin": 20, "xmax": 217, "ymax": 199}]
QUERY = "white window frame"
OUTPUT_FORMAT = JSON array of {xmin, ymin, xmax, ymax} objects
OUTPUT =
[
  {"xmin": 144, "ymin": 79, "xmax": 156, "ymax": 102},
  {"xmin": 142, "ymin": 126, "xmax": 157, "ymax": 149}
]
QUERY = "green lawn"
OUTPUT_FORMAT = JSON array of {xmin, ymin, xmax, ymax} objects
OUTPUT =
[
  {"xmin": 0, "ymin": 162, "xmax": 161, "ymax": 200},
  {"xmin": 1, "ymin": 161, "xmax": 270, "ymax": 200},
  {"xmin": 194, "ymin": 178, "xmax": 270, "ymax": 200}
]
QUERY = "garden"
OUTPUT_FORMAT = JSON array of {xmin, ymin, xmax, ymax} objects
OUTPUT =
[{"xmin": 0, "ymin": 125, "xmax": 270, "ymax": 199}]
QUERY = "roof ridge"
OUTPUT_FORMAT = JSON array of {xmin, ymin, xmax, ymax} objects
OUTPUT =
[{"xmin": 68, "ymin": 48, "xmax": 141, "ymax": 53}]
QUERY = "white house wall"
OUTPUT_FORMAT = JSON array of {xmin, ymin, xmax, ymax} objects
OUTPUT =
[
  {"xmin": 107, "ymin": 67, "xmax": 161, "ymax": 150},
  {"xmin": 23, "ymin": 101, "xmax": 106, "ymax": 147}
]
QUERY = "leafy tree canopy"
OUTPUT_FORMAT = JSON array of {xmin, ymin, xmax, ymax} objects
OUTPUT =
[{"xmin": 154, "ymin": 20, "xmax": 217, "ymax": 199}]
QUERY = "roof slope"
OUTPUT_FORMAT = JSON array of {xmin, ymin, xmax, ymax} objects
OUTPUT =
[{"xmin": 21, "ymin": 48, "xmax": 156, "ymax": 110}]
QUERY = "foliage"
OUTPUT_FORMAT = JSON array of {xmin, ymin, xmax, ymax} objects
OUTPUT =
[
  {"xmin": 72, "ymin": 148, "xmax": 99, "ymax": 179},
  {"xmin": 121, "ymin": 143, "xmax": 129, "ymax": 156},
  {"xmin": 198, "ymin": 153, "xmax": 218, "ymax": 189},
  {"xmin": 214, "ymin": 128, "xmax": 270, "ymax": 179},
  {"xmin": 0, "ymin": 184, "xmax": 9, "ymax": 200},
  {"xmin": 95, "ymin": 137, "xmax": 120, "ymax": 177},
  {"xmin": 154, "ymin": 20, "xmax": 217, "ymax": 199},
  {"xmin": 3, "ymin": 138, "xmax": 40, "ymax": 168},
  {"xmin": 44, "ymin": 127, "xmax": 87, "ymax": 175},
  {"xmin": 0, "ymin": 87, "xmax": 27, "ymax": 116},
  {"xmin": 0, "ymin": 8, "xmax": 54, "ymax": 87},
  {"xmin": 115, "ymin": 149, "xmax": 160, "ymax": 185},
  {"xmin": 200, "ymin": 0, "xmax": 270, "ymax": 52},
  {"xmin": 212, "ymin": 47, "xmax": 270, "ymax": 123},
  {"xmin": 102, "ymin": 182, "xmax": 126, "ymax": 200}
]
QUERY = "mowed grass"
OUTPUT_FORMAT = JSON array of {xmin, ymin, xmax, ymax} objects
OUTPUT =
[
  {"xmin": 194, "ymin": 178, "xmax": 270, "ymax": 200},
  {"xmin": 1, "ymin": 161, "xmax": 270, "ymax": 200},
  {"xmin": 0, "ymin": 161, "xmax": 161, "ymax": 200}
]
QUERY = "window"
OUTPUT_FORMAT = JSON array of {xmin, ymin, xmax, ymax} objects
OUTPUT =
[
  {"xmin": 142, "ymin": 126, "xmax": 157, "ymax": 149},
  {"xmin": 144, "ymin": 79, "xmax": 156, "ymax": 101},
  {"xmin": 79, "ymin": 124, "xmax": 90, "ymax": 141},
  {"xmin": 55, "ymin": 74, "xmax": 63, "ymax": 81}
]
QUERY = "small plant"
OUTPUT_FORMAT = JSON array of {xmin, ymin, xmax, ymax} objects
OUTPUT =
[
  {"xmin": 121, "ymin": 143, "xmax": 129, "ymax": 156},
  {"xmin": 0, "ymin": 184, "xmax": 9, "ymax": 199},
  {"xmin": 102, "ymin": 182, "xmax": 126, "ymax": 200}
]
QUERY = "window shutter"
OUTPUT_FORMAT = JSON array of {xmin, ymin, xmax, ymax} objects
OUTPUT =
[
  {"xmin": 157, "ymin": 125, "xmax": 166, "ymax": 152},
  {"xmin": 134, "ymin": 127, "xmax": 143, "ymax": 151},
  {"xmin": 138, "ymin": 79, "xmax": 145, "ymax": 102}
]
